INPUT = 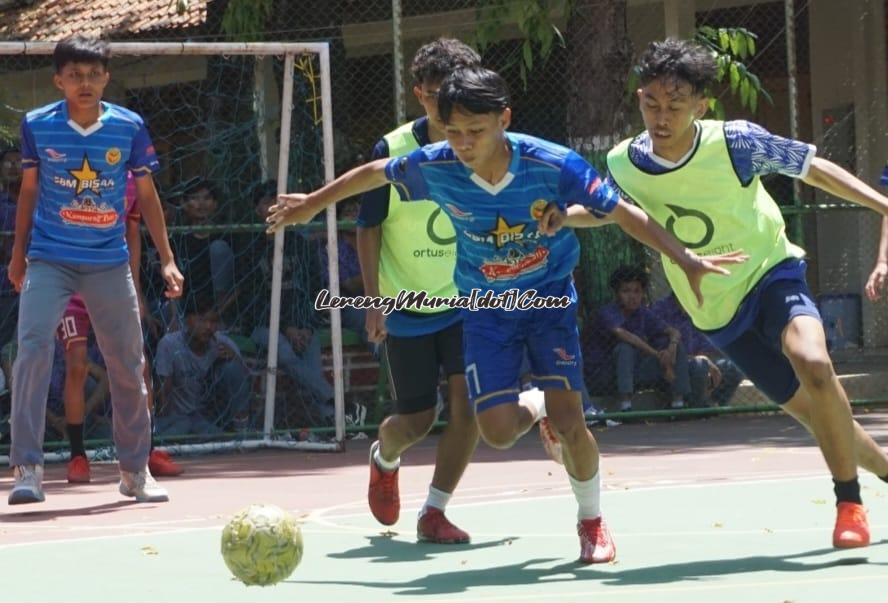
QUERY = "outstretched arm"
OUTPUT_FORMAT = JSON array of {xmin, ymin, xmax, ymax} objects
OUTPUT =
[
  {"xmin": 802, "ymin": 157, "xmax": 888, "ymax": 215},
  {"xmin": 267, "ymin": 159, "xmax": 391, "ymax": 232}
]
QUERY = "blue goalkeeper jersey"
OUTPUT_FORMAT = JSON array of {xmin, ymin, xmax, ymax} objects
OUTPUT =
[
  {"xmin": 20, "ymin": 100, "xmax": 159, "ymax": 265},
  {"xmin": 384, "ymin": 132, "xmax": 619, "ymax": 295}
]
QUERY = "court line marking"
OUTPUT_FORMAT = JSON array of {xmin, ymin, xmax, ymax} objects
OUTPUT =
[{"xmin": 0, "ymin": 472, "xmax": 879, "ymax": 548}]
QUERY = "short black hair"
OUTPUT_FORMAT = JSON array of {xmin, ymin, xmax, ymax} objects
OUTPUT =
[
  {"xmin": 637, "ymin": 38, "xmax": 717, "ymax": 96},
  {"xmin": 437, "ymin": 67, "xmax": 510, "ymax": 124},
  {"xmin": 410, "ymin": 38, "xmax": 481, "ymax": 86},
  {"xmin": 183, "ymin": 178, "xmax": 217, "ymax": 201},
  {"xmin": 184, "ymin": 293, "xmax": 217, "ymax": 318},
  {"xmin": 609, "ymin": 265, "xmax": 649, "ymax": 291},
  {"xmin": 53, "ymin": 36, "xmax": 110, "ymax": 72},
  {"xmin": 253, "ymin": 180, "xmax": 277, "ymax": 206}
]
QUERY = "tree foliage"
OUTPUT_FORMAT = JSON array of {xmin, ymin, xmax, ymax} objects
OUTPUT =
[
  {"xmin": 220, "ymin": 0, "xmax": 274, "ymax": 42},
  {"xmin": 475, "ymin": 0, "xmax": 570, "ymax": 89},
  {"xmin": 626, "ymin": 26, "xmax": 773, "ymax": 117}
]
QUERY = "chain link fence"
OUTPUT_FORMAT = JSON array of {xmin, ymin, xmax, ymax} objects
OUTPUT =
[{"xmin": 0, "ymin": 0, "xmax": 886, "ymax": 451}]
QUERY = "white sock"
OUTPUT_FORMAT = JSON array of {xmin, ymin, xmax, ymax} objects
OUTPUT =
[
  {"xmin": 372, "ymin": 441, "xmax": 400, "ymax": 472},
  {"xmin": 519, "ymin": 387, "xmax": 546, "ymax": 422},
  {"xmin": 420, "ymin": 485, "xmax": 452, "ymax": 516},
  {"xmin": 569, "ymin": 470, "xmax": 601, "ymax": 521}
]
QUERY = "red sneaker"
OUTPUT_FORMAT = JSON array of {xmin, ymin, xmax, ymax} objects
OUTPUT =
[
  {"xmin": 368, "ymin": 440, "xmax": 399, "ymax": 526},
  {"xmin": 148, "ymin": 449, "xmax": 184, "ymax": 477},
  {"xmin": 833, "ymin": 502, "xmax": 870, "ymax": 548},
  {"xmin": 577, "ymin": 516, "xmax": 616, "ymax": 563},
  {"xmin": 67, "ymin": 455, "xmax": 91, "ymax": 484},
  {"xmin": 417, "ymin": 507, "xmax": 470, "ymax": 544},
  {"xmin": 539, "ymin": 417, "xmax": 563, "ymax": 465}
]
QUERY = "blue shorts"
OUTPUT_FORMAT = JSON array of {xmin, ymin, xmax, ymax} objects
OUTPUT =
[
  {"xmin": 462, "ymin": 278, "xmax": 584, "ymax": 413},
  {"xmin": 717, "ymin": 277, "xmax": 821, "ymax": 404}
]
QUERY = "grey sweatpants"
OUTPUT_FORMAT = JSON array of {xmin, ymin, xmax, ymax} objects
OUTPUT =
[{"xmin": 10, "ymin": 259, "xmax": 149, "ymax": 472}]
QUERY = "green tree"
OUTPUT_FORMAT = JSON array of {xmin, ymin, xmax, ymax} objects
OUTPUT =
[
  {"xmin": 476, "ymin": 0, "xmax": 643, "ymax": 313},
  {"xmin": 626, "ymin": 26, "xmax": 773, "ymax": 118}
]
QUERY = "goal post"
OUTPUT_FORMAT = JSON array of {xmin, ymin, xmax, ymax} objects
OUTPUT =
[{"xmin": 0, "ymin": 41, "xmax": 346, "ymax": 461}]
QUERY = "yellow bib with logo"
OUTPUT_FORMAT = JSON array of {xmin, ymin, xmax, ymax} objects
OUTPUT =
[
  {"xmin": 380, "ymin": 121, "xmax": 458, "ymax": 310},
  {"xmin": 606, "ymin": 120, "xmax": 804, "ymax": 330}
]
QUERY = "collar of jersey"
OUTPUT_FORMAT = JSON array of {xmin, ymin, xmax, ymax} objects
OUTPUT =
[
  {"xmin": 468, "ymin": 134, "xmax": 519, "ymax": 195},
  {"xmin": 645, "ymin": 122, "xmax": 701, "ymax": 169},
  {"xmin": 63, "ymin": 101, "xmax": 109, "ymax": 137}
]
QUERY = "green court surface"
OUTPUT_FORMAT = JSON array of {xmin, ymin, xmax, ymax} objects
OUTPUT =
[{"xmin": 2, "ymin": 474, "xmax": 886, "ymax": 603}]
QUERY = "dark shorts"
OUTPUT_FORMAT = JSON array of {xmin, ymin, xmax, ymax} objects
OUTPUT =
[
  {"xmin": 463, "ymin": 278, "xmax": 584, "ymax": 413},
  {"xmin": 719, "ymin": 278, "xmax": 821, "ymax": 404},
  {"xmin": 56, "ymin": 296, "xmax": 90, "ymax": 350},
  {"xmin": 383, "ymin": 320, "xmax": 464, "ymax": 414}
]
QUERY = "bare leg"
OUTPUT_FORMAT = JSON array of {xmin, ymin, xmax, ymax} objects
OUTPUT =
[
  {"xmin": 429, "ymin": 375, "xmax": 479, "ymax": 494},
  {"xmin": 545, "ymin": 389, "xmax": 598, "ymax": 481},
  {"xmin": 783, "ymin": 389, "xmax": 888, "ymax": 477},
  {"xmin": 781, "ymin": 316, "xmax": 857, "ymax": 481}
]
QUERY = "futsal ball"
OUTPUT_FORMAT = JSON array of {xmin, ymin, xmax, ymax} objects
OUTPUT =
[{"xmin": 220, "ymin": 504, "xmax": 303, "ymax": 586}]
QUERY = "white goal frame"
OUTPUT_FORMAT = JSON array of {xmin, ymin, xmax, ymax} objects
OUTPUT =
[{"xmin": 0, "ymin": 41, "xmax": 345, "ymax": 460}]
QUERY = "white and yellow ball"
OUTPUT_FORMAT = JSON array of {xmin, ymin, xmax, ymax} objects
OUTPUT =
[{"xmin": 221, "ymin": 504, "xmax": 303, "ymax": 586}]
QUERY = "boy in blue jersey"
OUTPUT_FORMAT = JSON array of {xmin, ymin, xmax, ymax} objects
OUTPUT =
[
  {"xmin": 864, "ymin": 162, "xmax": 888, "ymax": 301},
  {"xmin": 568, "ymin": 39, "xmax": 888, "ymax": 549},
  {"xmin": 6, "ymin": 36, "xmax": 184, "ymax": 505},
  {"xmin": 268, "ymin": 66, "xmax": 742, "ymax": 563}
]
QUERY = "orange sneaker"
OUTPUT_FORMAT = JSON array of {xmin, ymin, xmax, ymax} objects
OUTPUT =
[
  {"xmin": 417, "ymin": 507, "xmax": 470, "ymax": 543},
  {"xmin": 148, "ymin": 449, "xmax": 184, "ymax": 477},
  {"xmin": 539, "ymin": 418, "xmax": 563, "ymax": 465},
  {"xmin": 833, "ymin": 502, "xmax": 870, "ymax": 548},
  {"xmin": 67, "ymin": 455, "xmax": 91, "ymax": 484},
  {"xmin": 577, "ymin": 516, "xmax": 616, "ymax": 563},
  {"xmin": 368, "ymin": 440, "xmax": 400, "ymax": 526}
]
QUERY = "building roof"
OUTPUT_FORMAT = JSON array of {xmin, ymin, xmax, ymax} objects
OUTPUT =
[{"xmin": 0, "ymin": 0, "xmax": 209, "ymax": 41}]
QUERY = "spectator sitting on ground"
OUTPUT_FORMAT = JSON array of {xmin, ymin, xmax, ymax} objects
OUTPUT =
[
  {"xmin": 651, "ymin": 292, "xmax": 745, "ymax": 407},
  {"xmin": 584, "ymin": 265, "xmax": 691, "ymax": 412},
  {"xmin": 154, "ymin": 294, "xmax": 252, "ymax": 436},
  {"xmin": 319, "ymin": 198, "xmax": 371, "ymax": 345},
  {"xmin": 241, "ymin": 182, "xmax": 354, "ymax": 426},
  {"xmin": 167, "ymin": 178, "xmax": 237, "ymax": 331}
]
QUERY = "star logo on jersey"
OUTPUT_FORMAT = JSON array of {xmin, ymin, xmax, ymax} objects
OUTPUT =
[
  {"xmin": 489, "ymin": 215, "xmax": 526, "ymax": 249},
  {"xmin": 68, "ymin": 154, "xmax": 103, "ymax": 196}
]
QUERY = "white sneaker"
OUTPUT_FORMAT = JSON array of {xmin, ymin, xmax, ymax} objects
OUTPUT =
[
  {"xmin": 619, "ymin": 400, "xmax": 633, "ymax": 412},
  {"xmin": 519, "ymin": 387, "xmax": 547, "ymax": 422},
  {"xmin": 9, "ymin": 464, "xmax": 45, "ymax": 504},
  {"xmin": 670, "ymin": 399, "xmax": 686, "ymax": 410},
  {"xmin": 119, "ymin": 467, "xmax": 169, "ymax": 503}
]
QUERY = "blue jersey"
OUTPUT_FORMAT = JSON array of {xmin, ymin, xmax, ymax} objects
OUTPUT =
[
  {"xmin": 20, "ymin": 100, "xmax": 159, "ymax": 265},
  {"xmin": 385, "ymin": 132, "xmax": 619, "ymax": 295}
]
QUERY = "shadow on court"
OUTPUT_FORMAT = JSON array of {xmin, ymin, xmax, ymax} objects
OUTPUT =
[
  {"xmin": 296, "ymin": 543, "xmax": 888, "ymax": 596},
  {"xmin": 327, "ymin": 535, "xmax": 519, "ymax": 563},
  {"xmin": 0, "ymin": 499, "xmax": 138, "ymax": 522}
]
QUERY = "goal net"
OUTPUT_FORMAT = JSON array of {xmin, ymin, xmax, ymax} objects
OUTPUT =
[{"xmin": 0, "ymin": 42, "xmax": 349, "ymax": 461}]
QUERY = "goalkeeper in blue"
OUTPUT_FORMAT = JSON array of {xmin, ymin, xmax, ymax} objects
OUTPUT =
[{"xmin": 267, "ymin": 66, "xmax": 744, "ymax": 563}]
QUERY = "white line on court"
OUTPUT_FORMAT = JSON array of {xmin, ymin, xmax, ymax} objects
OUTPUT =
[{"xmin": 0, "ymin": 471, "xmax": 878, "ymax": 549}]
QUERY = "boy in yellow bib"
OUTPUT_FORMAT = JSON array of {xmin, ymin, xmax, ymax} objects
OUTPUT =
[{"xmin": 568, "ymin": 39, "xmax": 888, "ymax": 549}]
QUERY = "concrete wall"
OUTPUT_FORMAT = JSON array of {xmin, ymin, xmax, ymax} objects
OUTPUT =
[{"xmin": 809, "ymin": 0, "xmax": 888, "ymax": 347}]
